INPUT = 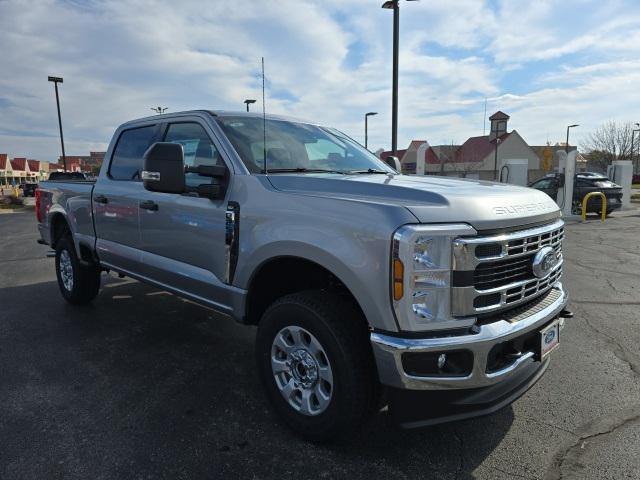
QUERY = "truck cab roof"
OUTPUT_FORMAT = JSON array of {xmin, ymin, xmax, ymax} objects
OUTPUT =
[{"xmin": 120, "ymin": 109, "xmax": 317, "ymax": 129}]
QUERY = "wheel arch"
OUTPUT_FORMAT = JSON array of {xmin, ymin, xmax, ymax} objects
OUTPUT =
[
  {"xmin": 49, "ymin": 211, "xmax": 95, "ymax": 263},
  {"xmin": 49, "ymin": 211, "xmax": 71, "ymax": 249},
  {"xmin": 243, "ymin": 255, "xmax": 369, "ymax": 327}
]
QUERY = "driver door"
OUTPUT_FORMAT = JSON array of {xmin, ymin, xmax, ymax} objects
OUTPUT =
[{"xmin": 138, "ymin": 120, "xmax": 232, "ymax": 309}]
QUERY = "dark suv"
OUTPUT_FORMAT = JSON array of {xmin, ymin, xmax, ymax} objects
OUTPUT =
[
  {"xmin": 20, "ymin": 183, "xmax": 38, "ymax": 197},
  {"xmin": 529, "ymin": 173, "xmax": 623, "ymax": 215}
]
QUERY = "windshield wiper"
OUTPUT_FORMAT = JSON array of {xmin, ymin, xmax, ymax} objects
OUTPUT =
[
  {"xmin": 265, "ymin": 168, "xmax": 346, "ymax": 174},
  {"xmin": 348, "ymin": 168, "xmax": 391, "ymax": 174}
]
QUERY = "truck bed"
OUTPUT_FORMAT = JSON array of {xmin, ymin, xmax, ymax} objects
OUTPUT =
[{"xmin": 36, "ymin": 180, "xmax": 96, "ymax": 248}]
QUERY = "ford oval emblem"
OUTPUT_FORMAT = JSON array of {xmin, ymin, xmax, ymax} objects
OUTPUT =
[
  {"xmin": 544, "ymin": 330, "xmax": 556, "ymax": 344},
  {"xmin": 532, "ymin": 246, "xmax": 558, "ymax": 279}
]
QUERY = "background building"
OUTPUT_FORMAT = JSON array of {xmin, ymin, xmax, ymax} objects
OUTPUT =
[{"xmin": 379, "ymin": 111, "xmax": 580, "ymax": 183}]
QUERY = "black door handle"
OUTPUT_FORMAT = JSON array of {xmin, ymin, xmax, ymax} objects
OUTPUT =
[
  {"xmin": 139, "ymin": 200, "xmax": 159, "ymax": 211},
  {"xmin": 94, "ymin": 195, "xmax": 108, "ymax": 204}
]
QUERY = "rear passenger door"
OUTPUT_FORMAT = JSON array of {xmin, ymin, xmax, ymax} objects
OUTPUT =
[
  {"xmin": 137, "ymin": 120, "xmax": 232, "ymax": 309},
  {"xmin": 94, "ymin": 124, "xmax": 160, "ymax": 272}
]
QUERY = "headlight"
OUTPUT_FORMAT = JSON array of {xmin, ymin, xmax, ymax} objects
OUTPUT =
[{"xmin": 391, "ymin": 223, "xmax": 477, "ymax": 331}]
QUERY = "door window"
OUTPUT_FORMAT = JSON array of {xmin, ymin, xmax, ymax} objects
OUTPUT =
[
  {"xmin": 109, "ymin": 126, "xmax": 158, "ymax": 181},
  {"xmin": 164, "ymin": 123, "xmax": 222, "ymax": 187}
]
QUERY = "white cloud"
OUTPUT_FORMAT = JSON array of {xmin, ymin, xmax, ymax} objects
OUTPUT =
[{"xmin": 0, "ymin": 0, "xmax": 639, "ymax": 161}]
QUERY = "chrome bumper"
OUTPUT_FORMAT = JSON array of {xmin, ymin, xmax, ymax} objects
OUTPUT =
[{"xmin": 371, "ymin": 282, "xmax": 568, "ymax": 390}]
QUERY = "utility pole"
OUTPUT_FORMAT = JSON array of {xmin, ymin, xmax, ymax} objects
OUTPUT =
[{"xmin": 48, "ymin": 76, "xmax": 67, "ymax": 171}]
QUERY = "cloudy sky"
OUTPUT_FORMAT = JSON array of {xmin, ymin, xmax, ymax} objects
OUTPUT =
[{"xmin": 1, "ymin": 0, "xmax": 639, "ymax": 161}]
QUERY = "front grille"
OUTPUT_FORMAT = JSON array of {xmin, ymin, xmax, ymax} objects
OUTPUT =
[
  {"xmin": 506, "ymin": 226, "xmax": 564, "ymax": 255},
  {"xmin": 451, "ymin": 220, "xmax": 564, "ymax": 317},
  {"xmin": 474, "ymin": 254, "xmax": 534, "ymax": 290},
  {"xmin": 475, "ymin": 243, "xmax": 502, "ymax": 258}
]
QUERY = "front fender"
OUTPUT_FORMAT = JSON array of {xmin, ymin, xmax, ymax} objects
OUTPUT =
[{"xmin": 235, "ymin": 237, "xmax": 397, "ymax": 332}]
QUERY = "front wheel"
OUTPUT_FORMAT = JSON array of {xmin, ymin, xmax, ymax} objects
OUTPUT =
[
  {"xmin": 256, "ymin": 290, "xmax": 378, "ymax": 442},
  {"xmin": 55, "ymin": 235, "xmax": 101, "ymax": 305}
]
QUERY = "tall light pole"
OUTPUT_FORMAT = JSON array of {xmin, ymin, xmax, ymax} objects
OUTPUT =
[
  {"xmin": 382, "ymin": 0, "xmax": 417, "ymax": 157},
  {"xmin": 493, "ymin": 137, "xmax": 501, "ymax": 181},
  {"xmin": 565, "ymin": 124, "xmax": 579, "ymax": 154},
  {"xmin": 244, "ymin": 99, "xmax": 256, "ymax": 112},
  {"xmin": 150, "ymin": 106, "xmax": 168, "ymax": 114},
  {"xmin": 365, "ymin": 112, "xmax": 378, "ymax": 149},
  {"xmin": 48, "ymin": 76, "xmax": 66, "ymax": 171},
  {"xmin": 631, "ymin": 123, "xmax": 639, "ymax": 173}
]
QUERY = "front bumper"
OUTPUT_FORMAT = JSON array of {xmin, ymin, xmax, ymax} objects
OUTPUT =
[
  {"xmin": 371, "ymin": 282, "xmax": 568, "ymax": 391},
  {"xmin": 389, "ymin": 357, "xmax": 549, "ymax": 428}
]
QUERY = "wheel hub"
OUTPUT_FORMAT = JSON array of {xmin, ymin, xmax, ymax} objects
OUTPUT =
[
  {"xmin": 59, "ymin": 249, "xmax": 74, "ymax": 291},
  {"xmin": 270, "ymin": 325, "xmax": 334, "ymax": 416},
  {"xmin": 288, "ymin": 349, "xmax": 318, "ymax": 388}
]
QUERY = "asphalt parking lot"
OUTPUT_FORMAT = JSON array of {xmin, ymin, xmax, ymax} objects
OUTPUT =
[{"xmin": 1, "ymin": 209, "xmax": 639, "ymax": 480}]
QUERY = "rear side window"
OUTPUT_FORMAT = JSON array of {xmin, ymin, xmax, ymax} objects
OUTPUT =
[{"xmin": 109, "ymin": 126, "xmax": 157, "ymax": 180}]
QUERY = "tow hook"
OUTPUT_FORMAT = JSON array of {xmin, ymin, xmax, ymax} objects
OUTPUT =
[{"xmin": 558, "ymin": 309, "xmax": 574, "ymax": 331}]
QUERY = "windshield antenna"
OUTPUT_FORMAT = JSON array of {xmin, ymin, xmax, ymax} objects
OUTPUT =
[{"xmin": 262, "ymin": 56, "xmax": 267, "ymax": 175}]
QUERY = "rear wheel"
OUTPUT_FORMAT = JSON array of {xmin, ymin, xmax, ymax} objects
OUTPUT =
[
  {"xmin": 256, "ymin": 290, "xmax": 378, "ymax": 442},
  {"xmin": 55, "ymin": 235, "xmax": 101, "ymax": 304}
]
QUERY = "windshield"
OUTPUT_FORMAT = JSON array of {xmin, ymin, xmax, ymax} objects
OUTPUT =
[{"xmin": 215, "ymin": 116, "xmax": 394, "ymax": 174}]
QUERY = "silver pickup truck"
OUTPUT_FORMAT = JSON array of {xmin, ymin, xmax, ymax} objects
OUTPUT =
[{"xmin": 36, "ymin": 110, "xmax": 571, "ymax": 441}]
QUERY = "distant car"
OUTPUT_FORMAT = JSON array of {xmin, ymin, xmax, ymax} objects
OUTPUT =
[
  {"xmin": 529, "ymin": 173, "xmax": 622, "ymax": 215},
  {"xmin": 575, "ymin": 171, "xmax": 606, "ymax": 178},
  {"xmin": 20, "ymin": 183, "xmax": 38, "ymax": 197}
]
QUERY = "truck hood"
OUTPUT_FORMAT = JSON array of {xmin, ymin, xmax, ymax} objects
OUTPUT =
[{"xmin": 267, "ymin": 173, "xmax": 560, "ymax": 231}]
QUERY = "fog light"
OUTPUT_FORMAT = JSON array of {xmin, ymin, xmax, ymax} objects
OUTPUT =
[{"xmin": 401, "ymin": 350, "xmax": 473, "ymax": 377}]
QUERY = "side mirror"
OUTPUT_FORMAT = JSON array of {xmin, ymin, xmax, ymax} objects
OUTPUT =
[
  {"xmin": 142, "ymin": 142, "xmax": 186, "ymax": 193},
  {"xmin": 384, "ymin": 155, "xmax": 401, "ymax": 172}
]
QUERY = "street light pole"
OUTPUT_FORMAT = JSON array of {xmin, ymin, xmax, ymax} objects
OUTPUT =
[
  {"xmin": 493, "ymin": 137, "xmax": 501, "ymax": 181},
  {"xmin": 382, "ymin": 0, "xmax": 416, "ymax": 156},
  {"xmin": 48, "ymin": 76, "xmax": 66, "ymax": 171},
  {"xmin": 365, "ymin": 112, "xmax": 378, "ymax": 149},
  {"xmin": 565, "ymin": 124, "xmax": 579, "ymax": 154},
  {"xmin": 244, "ymin": 99, "xmax": 256, "ymax": 112},
  {"xmin": 631, "ymin": 123, "xmax": 639, "ymax": 173},
  {"xmin": 390, "ymin": 0, "xmax": 399, "ymax": 155}
]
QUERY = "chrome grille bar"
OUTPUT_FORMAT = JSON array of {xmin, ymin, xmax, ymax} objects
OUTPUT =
[
  {"xmin": 452, "ymin": 219, "xmax": 564, "ymax": 270},
  {"xmin": 451, "ymin": 219, "xmax": 564, "ymax": 317}
]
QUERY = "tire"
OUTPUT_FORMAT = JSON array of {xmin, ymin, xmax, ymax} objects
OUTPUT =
[
  {"xmin": 55, "ymin": 235, "xmax": 101, "ymax": 305},
  {"xmin": 256, "ymin": 290, "xmax": 378, "ymax": 442}
]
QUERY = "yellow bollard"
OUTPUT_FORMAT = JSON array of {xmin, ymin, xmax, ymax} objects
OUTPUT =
[{"xmin": 581, "ymin": 191, "xmax": 606, "ymax": 223}]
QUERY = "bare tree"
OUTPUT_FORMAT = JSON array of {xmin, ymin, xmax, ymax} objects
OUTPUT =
[{"xmin": 581, "ymin": 121, "xmax": 635, "ymax": 171}]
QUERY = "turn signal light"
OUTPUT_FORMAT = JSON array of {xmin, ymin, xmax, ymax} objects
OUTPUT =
[{"xmin": 393, "ymin": 258, "xmax": 404, "ymax": 300}]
